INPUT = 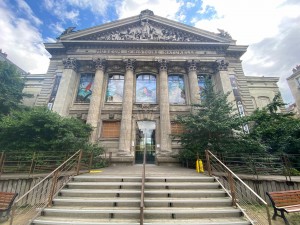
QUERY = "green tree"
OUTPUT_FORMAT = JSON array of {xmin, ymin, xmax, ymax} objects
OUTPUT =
[
  {"xmin": 175, "ymin": 79, "xmax": 264, "ymax": 162},
  {"xmin": 0, "ymin": 61, "xmax": 28, "ymax": 116},
  {"xmin": 0, "ymin": 107, "xmax": 97, "ymax": 153},
  {"xmin": 248, "ymin": 93, "xmax": 300, "ymax": 155}
]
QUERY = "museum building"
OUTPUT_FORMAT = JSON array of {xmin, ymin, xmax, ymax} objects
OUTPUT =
[{"xmin": 35, "ymin": 10, "xmax": 281, "ymax": 164}]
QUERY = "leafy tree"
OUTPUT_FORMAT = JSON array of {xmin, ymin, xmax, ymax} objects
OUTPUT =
[
  {"xmin": 175, "ymin": 78, "xmax": 264, "ymax": 162},
  {"xmin": 0, "ymin": 107, "xmax": 98, "ymax": 153},
  {"xmin": 0, "ymin": 61, "xmax": 29, "ymax": 116},
  {"xmin": 248, "ymin": 93, "xmax": 300, "ymax": 155}
]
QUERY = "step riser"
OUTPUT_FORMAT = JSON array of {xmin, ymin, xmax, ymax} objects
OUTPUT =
[
  {"xmin": 145, "ymin": 201, "xmax": 232, "ymax": 207},
  {"xmin": 43, "ymin": 212, "xmax": 140, "ymax": 219},
  {"xmin": 145, "ymin": 193, "xmax": 226, "ymax": 198},
  {"xmin": 67, "ymin": 185, "xmax": 141, "ymax": 189},
  {"xmin": 53, "ymin": 201, "xmax": 140, "ymax": 207},
  {"xmin": 60, "ymin": 193, "xmax": 140, "ymax": 198},
  {"xmin": 144, "ymin": 211, "xmax": 242, "ymax": 219},
  {"xmin": 145, "ymin": 185, "xmax": 220, "ymax": 189},
  {"xmin": 73, "ymin": 178, "xmax": 141, "ymax": 182},
  {"xmin": 146, "ymin": 178, "xmax": 215, "ymax": 182}
]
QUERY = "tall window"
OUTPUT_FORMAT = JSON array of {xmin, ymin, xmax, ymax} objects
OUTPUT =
[
  {"xmin": 106, "ymin": 74, "xmax": 124, "ymax": 102},
  {"xmin": 76, "ymin": 73, "xmax": 94, "ymax": 103},
  {"xmin": 136, "ymin": 74, "xmax": 156, "ymax": 103},
  {"xmin": 197, "ymin": 75, "xmax": 206, "ymax": 99},
  {"xmin": 168, "ymin": 75, "xmax": 186, "ymax": 104},
  {"xmin": 101, "ymin": 121, "xmax": 121, "ymax": 138}
]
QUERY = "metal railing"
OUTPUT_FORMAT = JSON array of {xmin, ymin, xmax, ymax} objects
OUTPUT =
[
  {"xmin": 205, "ymin": 150, "xmax": 272, "ymax": 225},
  {"xmin": 8, "ymin": 150, "xmax": 85, "ymax": 225},
  {"xmin": 140, "ymin": 144, "xmax": 146, "ymax": 225}
]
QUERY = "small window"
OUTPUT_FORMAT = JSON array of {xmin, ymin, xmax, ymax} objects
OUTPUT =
[
  {"xmin": 76, "ymin": 73, "xmax": 94, "ymax": 103},
  {"xmin": 106, "ymin": 75, "xmax": 124, "ymax": 102},
  {"xmin": 101, "ymin": 121, "xmax": 121, "ymax": 138},
  {"xmin": 171, "ymin": 122, "xmax": 185, "ymax": 135}
]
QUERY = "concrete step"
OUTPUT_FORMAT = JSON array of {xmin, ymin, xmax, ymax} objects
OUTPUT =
[
  {"xmin": 42, "ymin": 207, "xmax": 140, "ymax": 219},
  {"xmin": 32, "ymin": 217, "xmax": 250, "ymax": 225},
  {"xmin": 73, "ymin": 176, "xmax": 141, "ymax": 182},
  {"xmin": 146, "ymin": 176, "xmax": 215, "ymax": 182},
  {"xmin": 145, "ymin": 182, "xmax": 220, "ymax": 189},
  {"xmin": 67, "ymin": 182, "xmax": 141, "ymax": 189},
  {"xmin": 143, "ymin": 207, "xmax": 243, "ymax": 219},
  {"xmin": 53, "ymin": 197, "xmax": 140, "ymax": 207},
  {"xmin": 59, "ymin": 189, "xmax": 141, "ymax": 197},
  {"xmin": 144, "ymin": 197, "xmax": 232, "ymax": 207},
  {"xmin": 144, "ymin": 189, "xmax": 227, "ymax": 198}
]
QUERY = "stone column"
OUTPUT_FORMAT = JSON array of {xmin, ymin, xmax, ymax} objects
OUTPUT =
[
  {"xmin": 118, "ymin": 59, "xmax": 135, "ymax": 156},
  {"xmin": 86, "ymin": 58, "xmax": 106, "ymax": 143},
  {"xmin": 158, "ymin": 59, "xmax": 172, "ymax": 156},
  {"xmin": 52, "ymin": 58, "xmax": 78, "ymax": 117},
  {"xmin": 214, "ymin": 60, "xmax": 235, "ymax": 103},
  {"xmin": 188, "ymin": 60, "xmax": 200, "ymax": 104}
]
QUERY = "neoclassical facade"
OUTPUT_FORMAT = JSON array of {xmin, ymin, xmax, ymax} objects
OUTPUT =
[{"xmin": 34, "ymin": 10, "xmax": 281, "ymax": 164}]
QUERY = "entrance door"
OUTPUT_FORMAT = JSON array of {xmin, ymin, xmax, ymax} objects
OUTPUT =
[{"xmin": 135, "ymin": 121, "xmax": 155, "ymax": 164}]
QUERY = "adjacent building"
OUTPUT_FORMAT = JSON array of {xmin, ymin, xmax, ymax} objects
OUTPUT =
[
  {"xmin": 27, "ymin": 10, "xmax": 282, "ymax": 164},
  {"xmin": 287, "ymin": 65, "xmax": 300, "ymax": 115}
]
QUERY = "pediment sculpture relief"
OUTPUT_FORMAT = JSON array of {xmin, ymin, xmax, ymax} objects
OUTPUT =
[{"xmin": 78, "ymin": 19, "xmax": 217, "ymax": 43}]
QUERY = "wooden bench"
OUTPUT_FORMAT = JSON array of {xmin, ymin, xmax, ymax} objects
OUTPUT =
[
  {"xmin": 0, "ymin": 192, "xmax": 18, "ymax": 222},
  {"xmin": 266, "ymin": 190, "xmax": 300, "ymax": 225}
]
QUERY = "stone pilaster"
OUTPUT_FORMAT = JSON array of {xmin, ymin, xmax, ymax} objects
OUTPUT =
[
  {"xmin": 52, "ymin": 58, "xmax": 78, "ymax": 116},
  {"xmin": 86, "ymin": 58, "xmax": 106, "ymax": 143},
  {"xmin": 188, "ymin": 60, "xmax": 200, "ymax": 104},
  {"xmin": 214, "ymin": 60, "xmax": 235, "ymax": 103},
  {"xmin": 118, "ymin": 59, "xmax": 135, "ymax": 156},
  {"xmin": 158, "ymin": 59, "xmax": 172, "ymax": 156}
]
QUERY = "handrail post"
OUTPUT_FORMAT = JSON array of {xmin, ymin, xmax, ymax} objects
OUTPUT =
[
  {"xmin": 0, "ymin": 152, "xmax": 5, "ymax": 177},
  {"xmin": 228, "ymin": 170, "xmax": 237, "ymax": 207},
  {"xmin": 205, "ymin": 150, "xmax": 212, "ymax": 176},
  {"xmin": 9, "ymin": 203, "xmax": 16, "ymax": 225},
  {"xmin": 48, "ymin": 169, "xmax": 59, "ymax": 207},
  {"xmin": 76, "ymin": 149, "xmax": 83, "ymax": 175},
  {"xmin": 265, "ymin": 203, "xmax": 272, "ymax": 225},
  {"xmin": 29, "ymin": 152, "xmax": 36, "ymax": 175}
]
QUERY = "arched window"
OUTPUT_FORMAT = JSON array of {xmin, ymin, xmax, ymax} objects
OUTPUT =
[
  {"xmin": 136, "ymin": 74, "xmax": 156, "ymax": 103},
  {"xmin": 106, "ymin": 74, "xmax": 124, "ymax": 102},
  {"xmin": 76, "ymin": 73, "xmax": 94, "ymax": 103},
  {"xmin": 197, "ymin": 75, "xmax": 206, "ymax": 98},
  {"xmin": 168, "ymin": 74, "xmax": 186, "ymax": 104}
]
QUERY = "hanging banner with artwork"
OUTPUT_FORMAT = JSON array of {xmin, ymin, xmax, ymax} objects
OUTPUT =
[
  {"xmin": 106, "ymin": 75, "xmax": 124, "ymax": 102},
  {"xmin": 136, "ymin": 74, "xmax": 156, "ymax": 103},
  {"xmin": 76, "ymin": 73, "xmax": 94, "ymax": 103},
  {"xmin": 48, "ymin": 73, "xmax": 62, "ymax": 110},
  {"xmin": 168, "ymin": 75, "xmax": 186, "ymax": 104}
]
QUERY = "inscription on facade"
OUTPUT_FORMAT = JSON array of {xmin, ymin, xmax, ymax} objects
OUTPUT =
[{"xmin": 94, "ymin": 49, "xmax": 201, "ymax": 55}]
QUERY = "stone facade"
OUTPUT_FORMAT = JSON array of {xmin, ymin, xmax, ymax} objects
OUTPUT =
[
  {"xmin": 287, "ymin": 65, "xmax": 300, "ymax": 115},
  {"xmin": 33, "ymin": 10, "xmax": 283, "ymax": 164}
]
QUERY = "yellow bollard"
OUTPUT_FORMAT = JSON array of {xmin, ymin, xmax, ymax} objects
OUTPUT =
[{"xmin": 196, "ymin": 159, "xmax": 204, "ymax": 173}]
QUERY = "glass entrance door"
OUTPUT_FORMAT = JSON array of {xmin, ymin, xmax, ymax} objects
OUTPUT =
[{"xmin": 135, "ymin": 121, "xmax": 155, "ymax": 164}]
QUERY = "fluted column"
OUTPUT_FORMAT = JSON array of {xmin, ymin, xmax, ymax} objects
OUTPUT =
[
  {"xmin": 118, "ymin": 59, "xmax": 135, "ymax": 156},
  {"xmin": 214, "ymin": 60, "xmax": 235, "ymax": 103},
  {"xmin": 158, "ymin": 59, "xmax": 172, "ymax": 156},
  {"xmin": 86, "ymin": 58, "xmax": 106, "ymax": 143},
  {"xmin": 52, "ymin": 58, "xmax": 78, "ymax": 116},
  {"xmin": 188, "ymin": 60, "xmax": 200, "ymax": 104}
]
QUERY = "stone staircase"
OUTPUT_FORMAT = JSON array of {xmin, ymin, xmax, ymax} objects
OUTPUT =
[{"xmin": 31, "ymin": 167, "xmax": 251, "ymax": 225}]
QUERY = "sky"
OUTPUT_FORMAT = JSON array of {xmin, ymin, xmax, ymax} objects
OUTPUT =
[{"xmin": 0, "ymin": 0, "xmax": 299, "ymax": 104}]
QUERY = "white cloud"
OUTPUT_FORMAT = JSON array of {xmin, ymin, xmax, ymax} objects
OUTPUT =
[
  {"xmin": 192, "ymin": 0, "xmax": 300, "ymax": 103},
  {"xmin": 17, "ymin": 0, "xmax": 43, "ymax": 26},
  {"xmin": 0, "ymin": 1, "xmax": 49, "ymax": 73}
]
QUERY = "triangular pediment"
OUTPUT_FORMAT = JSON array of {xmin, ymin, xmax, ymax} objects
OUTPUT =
[{"xmin": 59, "ymin": 10, "xmax": 233, "ymax": 44}]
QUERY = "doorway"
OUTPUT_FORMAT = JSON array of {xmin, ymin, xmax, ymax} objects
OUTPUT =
[{"xmin": 135, "ymin": 121, "xmax": 156, "ymax": 164}]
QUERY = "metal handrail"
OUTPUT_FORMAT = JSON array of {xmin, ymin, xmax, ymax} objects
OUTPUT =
[
  {"xmin": 9, "ymin": 149, "xmax": 84, "ymax": 225},
  {"xmin": 205, "ymin": 150, "xmax": 272, "ymax": 225},
  {"xmin": 140, "ymin": 144, "xmax": 146, "ymax": 225}
]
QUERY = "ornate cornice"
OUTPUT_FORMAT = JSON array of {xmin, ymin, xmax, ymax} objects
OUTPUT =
[
  {"xmin": 158, "ymin": 59, "xmax": 168, "ymax": 72},
  {"xmin": 124, "ymin": 59, "xmax": 136, "ymax": 71},
  {"xmin": 214, "ymin": 60, "xmax": 229, "ymax": 72},
  {"xmin": 93, "ymin": 58, "xmax": 106, "ymax": 71},
  {"xmin": 63, "ymin": 58, "xmax": 78, "ymax": 71},
  {"xmin": 293, "ymin": 65, "xmax": 300, "ymax": 74}
]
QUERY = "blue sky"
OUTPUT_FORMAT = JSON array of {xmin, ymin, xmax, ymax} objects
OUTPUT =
[{"xmin": 1, "ymin": 0, "xmax": 300, "ymax": 104}]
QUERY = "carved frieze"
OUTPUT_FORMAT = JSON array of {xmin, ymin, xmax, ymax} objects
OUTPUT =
[
  {"xmin": 78, "ymin": 19, "xmax": 218, "ymax": 43},
  {"xmin": 169, "ymin": 65, "xmax": 185, "ymax": 74},
  {"xmin": 106, "ymin": 64, "xmax": 125, "ymax": 73}
]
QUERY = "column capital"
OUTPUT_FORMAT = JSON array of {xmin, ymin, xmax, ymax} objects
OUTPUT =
[
  {"xmin": 93, "ymin": 58, "xmax": 106, "ymax": 71},
  {"xmin": 158, "ymin": 59, "xmax": 168, "ymax": 72},
  {"xmin": 214, "ymin": 60, "xmax": 229, "ymax": 72},
  {"xmin": 124, "ymin": 59, "xmax": 135, "ymax": 71},
  {"xmin": 187, "ymin": 60, "xmax": 197, "ymax": 72},
  {"xmin": 63, "ymin": 58, "xmax": 78, "ymax": 71}
]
